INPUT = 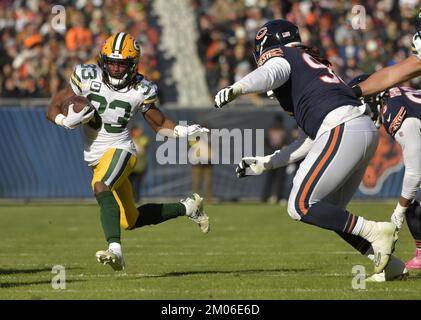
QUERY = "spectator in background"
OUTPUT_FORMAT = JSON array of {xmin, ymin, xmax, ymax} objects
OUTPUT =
[
  {"xmin": 196, "ymin": 0, "xmax": 420, "ymax": 104},
  {"xmin": 0, "ymin": 1, "xmax": 161, "ymax": 99},
  {"xmin": 0, "ymin": 1, "xmax": 419, "ymax": 99},
  {"xmin": 65, "ymin": 13, "xmax": 92, "ymax": 52},
  {"xmin": 129, "ymin": 124, "xmax": 150, "ymax": 204},
  {"xmin": 261, "ymin": 116, "xmax": 287, "ymax": 204}
]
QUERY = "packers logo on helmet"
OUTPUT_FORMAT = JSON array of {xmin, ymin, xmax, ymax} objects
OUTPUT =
[{"xmin": 98, "ymin": 32, "xmax": 142, "ymax": 90}]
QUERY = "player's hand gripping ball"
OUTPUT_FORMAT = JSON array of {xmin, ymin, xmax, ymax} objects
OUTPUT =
[{"xmin": 60, "ymin": 96, "xmax": 95, "ymax": 129}]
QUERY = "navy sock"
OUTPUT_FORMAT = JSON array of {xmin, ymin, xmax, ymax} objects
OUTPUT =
[
  {"xmin": 405, "ymin": 201, "xmax": 421, "ymax": 246},
  {"xmin": 302, "ymin": 201, "xmax": 359, "ymax": 234}
]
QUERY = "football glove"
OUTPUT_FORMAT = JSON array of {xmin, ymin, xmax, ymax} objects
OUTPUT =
[
  {"xmin": 390, "ymin": 203, "xmax": 407, "ymax": 230},
  {"xmin": 173, "ymin": 124, "xmax": 209, "ymax": 138},
  {"xmin": 56, "ymin": 104, "xmax": 95, "ymax": 129},
  {"xmin": 214, "ymin": 84, "xmax": 242, "ymax": 108},
  {"xmin": 235, "ymin": 156, "xmax": 272, "ymax": 178}
]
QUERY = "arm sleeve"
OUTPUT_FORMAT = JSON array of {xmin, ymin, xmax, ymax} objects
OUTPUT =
[
  {"xmin": 268, "ymin": 128, "xmax": 314, "ymax": 169},
  {"xmin": 69, "ymin": 65, "xmax": 84, "ymax": 95},
  {"xmin": 394, "ymin": 118, "xmax": 421, "ymax": 200},
  {"xmin": 234, "ymin": 57, "xmax": 291, "ymax": 94}
]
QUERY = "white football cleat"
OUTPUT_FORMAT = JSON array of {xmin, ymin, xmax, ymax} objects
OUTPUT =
[
  {"xmin": 366, "ymin": 255, "xmax": 409, "ymax": 282},
  {"xmin": 370, "ymin": 222, "xmax": 399, "ymax": 273},
  {"xmin": 95, "ymin": 249, "xmax": 125, "ymax": 271},
  {"xmin": 181, "ymin": 193, "xmax": 210, "ymax": 233}
]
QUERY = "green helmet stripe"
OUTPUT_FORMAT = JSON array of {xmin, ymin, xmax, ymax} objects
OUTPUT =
[{"xmin": 117, "ymin": 33, "xmax": 128, "ymax": 54}]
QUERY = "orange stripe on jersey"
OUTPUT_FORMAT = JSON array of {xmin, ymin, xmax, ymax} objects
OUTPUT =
[{"xmin": 298, "ymin": 126, "xmax": 341, "ymax": 215}]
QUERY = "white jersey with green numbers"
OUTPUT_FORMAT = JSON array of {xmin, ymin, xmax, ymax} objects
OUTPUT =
[{"xmin": 69, "ymin": 64, "xmax": 158, "ymax": 166}]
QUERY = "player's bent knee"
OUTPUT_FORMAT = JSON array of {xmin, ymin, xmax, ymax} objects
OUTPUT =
[{"xmin": 287, "ymin": 197, "xmax": 301, "ymax": 221}]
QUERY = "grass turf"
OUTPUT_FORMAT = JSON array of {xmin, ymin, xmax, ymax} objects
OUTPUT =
[{"xmin": 0, "ymin": 202, "xmax": 420, "ymax": 299}]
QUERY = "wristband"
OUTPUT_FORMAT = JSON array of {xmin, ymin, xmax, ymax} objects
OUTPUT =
[
  {"xmin": 55, "ymin": 113, "xmax": 66, "ymax": 126},
  {"xmin": 352, "ymin": 84, "xmax": 362, "ymax": 98},
  {"xmin": 394, "ymin": 202, "xmax": 408, "ymax": 215},
  {"xmin": 173, "ymin": 125, "xmax": 188, "ymax": 138}
]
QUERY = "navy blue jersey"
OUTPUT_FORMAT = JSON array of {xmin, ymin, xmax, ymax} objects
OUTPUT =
[
  {"xmin": 381, "ymin": 87, "xmax": 421, "ymax": 136},
  {"xmin": 269, "ymin": 46, "xmax": 360, "ymax": 139}
]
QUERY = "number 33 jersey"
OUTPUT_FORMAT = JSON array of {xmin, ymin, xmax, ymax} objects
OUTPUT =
[{"xmin": 69, "ymin": 64, "xmax": 158, "ymax": 166}]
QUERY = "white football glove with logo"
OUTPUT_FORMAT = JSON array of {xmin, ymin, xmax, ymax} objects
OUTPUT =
[
  {"xmin": 214, "ymin": 84, "xmax": 242, "ymax": 108},
  {"xmin": 235, "ymin": 156, "xmax": 273, "ymax": 178},
  {"xmin": 55, "ymin": 104, "xmax": 95, "ymax": 129},
  {"xmin": 173, "ymin": 124, "xmax": 209, "ymax": 138}
]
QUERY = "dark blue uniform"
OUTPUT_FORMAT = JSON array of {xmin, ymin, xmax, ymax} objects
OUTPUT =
[
  {"xmin": 270, "ymin": 46, "xmax": 360, "ymax": 139},
  {"xmin": 381, "ymin": 87, "xmax": 421, "ymax": 136}
]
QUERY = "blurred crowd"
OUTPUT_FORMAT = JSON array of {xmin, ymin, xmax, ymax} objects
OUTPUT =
[
  {"xmin": 0, "ymin": 0, "xmax": 160, "ymax": 98},
  {"xmin": 194, "ymin": 0, "xmax": 421, "ymax": 101},
  {"xmin": 0, "ymin": 0, "xmax": 420, "ymax": 100}
]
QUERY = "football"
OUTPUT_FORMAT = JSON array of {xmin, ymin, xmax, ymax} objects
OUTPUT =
[{"xmin": 61, "ymin": 95, "xmax": 92, "ymax": 116}]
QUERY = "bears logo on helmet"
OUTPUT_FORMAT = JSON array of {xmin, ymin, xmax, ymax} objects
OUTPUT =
[{"xmin": 254, "ymin": 19, "xmax": 301, "ymax": 64}]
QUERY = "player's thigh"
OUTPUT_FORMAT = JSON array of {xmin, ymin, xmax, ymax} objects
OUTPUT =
[
  {"xmin": 325, "ymin": 163, "xmax": 369, "ymax": 210},
  {"xmin": 91, "ymin": 148, "xmax": 137, "ymax": 191},
  {"xmin": 113, "ymin": 178, "xmax": 139, "ymax": 230},
  {"xmin": 288, "ymin": 118, "xmax": 378, "ymax": 219}
]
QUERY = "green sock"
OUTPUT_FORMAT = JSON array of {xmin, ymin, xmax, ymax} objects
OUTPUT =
[
  {"xmin": 133, "ymin": 203, "xmax": 186, "ymax": 229},
  {"xmin": 95, "ymin": 191, "xmax": 121, "ymax": 244}
]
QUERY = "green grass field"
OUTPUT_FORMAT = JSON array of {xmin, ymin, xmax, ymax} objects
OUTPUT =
[{"xmin": 0, "ymin": 202, "xmax": 420, "ymax": 300}]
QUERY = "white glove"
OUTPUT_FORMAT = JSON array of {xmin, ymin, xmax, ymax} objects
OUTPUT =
[
  {"xmin": 173, "ymin": 124, "xmax": 209, "ymax": 138},
  {"xmin": 391, "ymin": 203, "xmax": 407, "ymax": 229},
  {"xmin": 55, "ymin": 104, "xmax": 95, "ymax": 129},
  {"xmin": 214, "ymin": 84, "xmax": 242, "ymax": 108},
  {"xmin": 235, "ymin": 156, "xmax": 272, "ymax": 178},
  {"xmin": 412, "ymin": 31, "xmax": 421, "ymax": 59}
]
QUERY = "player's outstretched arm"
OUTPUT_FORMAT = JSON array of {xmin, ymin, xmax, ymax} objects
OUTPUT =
[
  {"xmin": 236, "ymin": 129, "xmax": 313, "ymax": 178},
  {"xmin": 46, "ymin": 84, "xmax": 75, "ymax": 123},
  {"xmin": 214, "ymin": 57, "xmax": 291, "ymax": 108},
  {"xmin": 143, "ymin": 106, "xmax": 208, "ymax": 138},
  {"xmin": 354, "ymin": 56, "xmax": 421, "ymax": 97},
  {"xmin": 390, "ymin": 118, "xmax": 421, "ymax": 229}
]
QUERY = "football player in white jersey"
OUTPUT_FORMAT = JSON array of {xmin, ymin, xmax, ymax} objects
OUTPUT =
[
  {"xmin": 46, "ymin": 32, "xmax": 210, "ymax": 271},
  {"xmin": 351, "ymin": 9, "xmax": 421, "ymax": 97}
]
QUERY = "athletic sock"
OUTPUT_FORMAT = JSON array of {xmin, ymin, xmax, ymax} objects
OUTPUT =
[
  {"xmin": 415, "ymin": 246, "xmax": 421, "ymax": 259},
  {"xmin": 356, "ymin": 220, "xmax": 378, "ymax": 243},
  {"xmin": 302, "ymin": 201, "xmax": 364, "ymax": 234},
  {"xmin": 405, "ymin": 201, "xmax": 421, "ymax": 253},
  {"xmin": 132, "ymin": 203, "xmax": 186, "ymax": 229},
  {"xmin": 335, "ymin": 231, "xmax": 371, "ymax": 255},
  {"xmin": 95, "ymin": 191, "xmax": 121, "ymax": 244},
  {"xmin": 109, "ymin": 242, "xmax": 122, "ymax": 255}
]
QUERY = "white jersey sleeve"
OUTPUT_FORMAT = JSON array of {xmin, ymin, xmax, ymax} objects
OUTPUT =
[
  {"xmin": 394, "ymin": 117, "xmax": 421, "ymax": 200},
  {"xmin": 138, "ymin": 78, "xmax": 158, "ymax": 113},
  {"xmin": 268, "ymin": 128, "xmax": 314, "ymax": 168},
  {"xmin": 234, "ymin": 57, "xmax": 291, "ymax": 94},
  {"xmin": 69, "ymin": 64, "xmax": 94, "ymax": 95},
  {"xmin": 411, "ymin": 32, "xmax": 421, "ymax": 60}
]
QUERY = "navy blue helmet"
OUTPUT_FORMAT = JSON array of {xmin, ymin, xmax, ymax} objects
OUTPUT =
[{"xmin": 254, "ymin": 19, "xmax": 301, "ymax": 63}]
